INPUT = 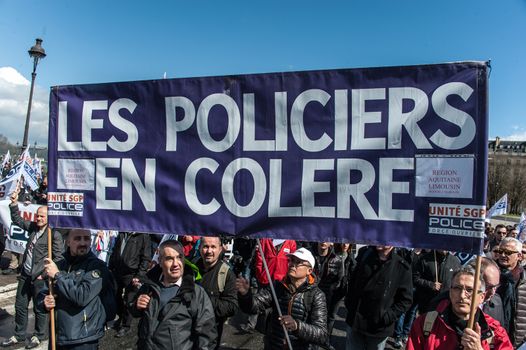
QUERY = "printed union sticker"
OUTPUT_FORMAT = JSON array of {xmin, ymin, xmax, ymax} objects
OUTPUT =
[
  {"xmin": 48, "ymin": 192, "xmax": 85, "ymax": 217},
  {"xmin": 415, "ymin": 155, "xmax": 474, "ymax": 199},
  {"xmin": 428, "ymin": 203, "xmax": 485, "ymax": 238}
]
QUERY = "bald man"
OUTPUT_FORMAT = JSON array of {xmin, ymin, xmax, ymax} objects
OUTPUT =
[
  {"xmin": 1, "ymin": 191, "xmax": 63, "ymax": 349},
  {"xmin": 42, "ymin": 229, "xmax": 114, "ymax": 350}
]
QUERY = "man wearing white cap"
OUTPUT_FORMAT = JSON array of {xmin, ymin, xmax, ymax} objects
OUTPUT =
[{"xmin": 237, "ymin": 247, "xmax": 328, "ymax": 349}]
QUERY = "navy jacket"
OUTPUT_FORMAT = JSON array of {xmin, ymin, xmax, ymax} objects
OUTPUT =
[{"xmin": 41, "ymin": 251, "xmax": 111, "ymax": 345}]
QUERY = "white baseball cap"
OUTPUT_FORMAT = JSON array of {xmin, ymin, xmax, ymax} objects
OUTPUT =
[{"xmin": 287, "ymin": 248, "xmax": 315, "ymax": 269}]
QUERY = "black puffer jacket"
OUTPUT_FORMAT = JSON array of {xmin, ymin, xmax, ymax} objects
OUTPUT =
[{"xmin": 238, "ymin": 275, "xmax": 328, "ymax": 350}]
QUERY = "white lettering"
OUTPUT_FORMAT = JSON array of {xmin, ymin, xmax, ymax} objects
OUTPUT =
[
  {"xmin": 197, "ymin": 93, "xmax": 240, "ymax": 152},
  {"xmin": 350, "ymin": 88, "xmax": 386, "ymax": 150}
]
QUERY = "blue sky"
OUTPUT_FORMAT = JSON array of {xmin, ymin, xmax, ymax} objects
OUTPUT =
[{"xmin": 1, "ymin": 0, "xmax": 525, "ymax": 146}]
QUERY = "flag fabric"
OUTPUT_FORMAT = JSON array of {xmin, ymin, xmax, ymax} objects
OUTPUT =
[
  {"xmin": 18, "ymin": 146, "xmax": 33, "ymax": 167},
  {"xmin": 487, "ymin": 194, "xmax": 508, "ymax": 218},
  {"xmin": 33, "ymin": 154, "xmax": 42, "ymax": 180},
  {"xmin": 0, "ymin": 160, "xmax": 23, "ymax": 200},
  {"xmin": 22, "ymin": 158, "xmax": 39, "ymax": 191},
  {"xmin": 1, "ymin": 150, "xmax": 11, "ymax": 174}
]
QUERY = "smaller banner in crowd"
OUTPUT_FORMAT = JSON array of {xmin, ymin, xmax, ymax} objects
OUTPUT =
[
  {"xmin": 487, "ymin": 194, "xmax": 508, "ymax": 218},
  {"xmin": 0, "ymin": 200, "xmax": 40, "ymax": 254},
  {"xmin": 0, "ymin": 161, "xmax": 23, "ymax": 200}
]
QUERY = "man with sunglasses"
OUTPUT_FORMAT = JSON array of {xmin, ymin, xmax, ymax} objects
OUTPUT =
[
  {"xmin": 490, "ymin": 225, "xmax": 509, "ymax": 250},
  {"xmin": 496, "ymin": 237, "xmax": 526, "ymax": 348},
  {"xmin": 407, "ymin": 267, "xmax": 512, "ymax": 350},
  {"xmin": 236, "ymin": 247, "xmax": 328, "ymax": 349}
]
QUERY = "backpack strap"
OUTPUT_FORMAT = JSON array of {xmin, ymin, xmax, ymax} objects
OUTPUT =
[
  {"xmin": 218, "ymin": 262, "xmax": 230, "ymax": 293},
  {"xmin": 423, "ymin": 311, "xmax": 439, "ymax": 337},
  {"xmin": 487, "ymin": 335, "xmax": 494, "ymax": 349}
]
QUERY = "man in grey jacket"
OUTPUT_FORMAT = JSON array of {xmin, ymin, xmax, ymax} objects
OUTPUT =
[
  {"xmin": 1, "ymin": 190, "xmax": 63, "ymax": 349},
  {"xmin": 133, "ymin": 239, "xmax": 217, "ymax": 350}
]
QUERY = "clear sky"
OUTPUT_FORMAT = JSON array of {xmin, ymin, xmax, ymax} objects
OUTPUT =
[{"xmin": 1, "ymin": 0, "xmax": 525, "ymax": 146}]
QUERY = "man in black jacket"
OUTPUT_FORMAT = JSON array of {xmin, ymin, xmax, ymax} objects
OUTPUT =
[
  {"xmin": 345, "ymin": 245, "xmax": 412, "ymax": 350},
  {"xmin": 413, "ymin": 249, "xmax": 461, "ymax": 313},
  {"xmin": 42, "ymin": 229, "xmax": 113, "ymax": 350},
  {"xmin": 132, "ymin": 239, "xmax": 217, "ymax": 349},
  {"xmin": 237, "ymin": 247, "xmax": 328, "ymax": 350},
  {"xmin": 108, "ymin": 231, "xmax": 152, "ymax": 337},
  {"xmin": 196, "ymin": 236, "xmax": 239, "ymax": 349},
  {"xmin": 314, "ymin": 242, "xmax": 344, "ymax": 350},
  {"xmin": 1, "ymin": 191, "xmax": 63, "ymax": 349}
]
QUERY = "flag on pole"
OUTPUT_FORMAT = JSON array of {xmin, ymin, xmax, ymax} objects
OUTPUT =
[
  {"xmin": 487, "ymin": 194, "xmax": 508, "ymax": 219},
  {"xmin": 0, "ymin": 160, "xmax": 23, "ymax": 200},
  {"xmin": 1, "ymin": 150, "xmax": 11, "ymax": 174},
  {"xmin": 18, "ymin": 146, "xmax": 32, "ymax": 166},
  {"xmin": 22, "ymin": 158, "xmax": 39, "ymax": 191}
]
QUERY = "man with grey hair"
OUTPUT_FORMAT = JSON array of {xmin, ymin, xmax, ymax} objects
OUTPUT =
[
  {"xmin": 132, "ymin": 239, "xmax": 217, "ymax": 349},
  {"xmin": 1, "ymin": 190, "xmax": 63, "ymax": 349},
  {"xmin": 497, "ymin": 237, "xmax": 526, "ymax": 347},
  {"xmin": 407, "ymin": 267, "xmax": 512, "ymax": 349},
  {"xmin": 468, "ymin": 258, "xmax": 506, "ymax": 329}
]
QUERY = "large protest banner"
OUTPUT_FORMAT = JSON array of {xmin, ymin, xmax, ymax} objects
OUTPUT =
[{"xmin": 47, "ymin": 62, "xmax": 489, "ymax": 254}]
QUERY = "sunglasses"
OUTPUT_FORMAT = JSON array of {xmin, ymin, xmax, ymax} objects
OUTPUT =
[
  {"xmin": 287, "ymin": 258, "xmax": 311, "ymax": 268},
  {"xmin": 494, "ymin": 249, "xmax": 520, "ymax": 256}
]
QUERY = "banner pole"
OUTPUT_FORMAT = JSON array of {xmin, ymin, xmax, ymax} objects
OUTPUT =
[
  {"xmin": 47, "ymin": 227, "xmax": 56, "ymax": 350},
  {"xmin": 256, "ymin": 239, "xmax": 293, "ymax": 350},
  {"xmin": 467, "ymin": 255, "xmax": 482, "ymax": 329},
  {"xmin": 433, "ymin": 250, "xmax": 439, "ymax": 283}
]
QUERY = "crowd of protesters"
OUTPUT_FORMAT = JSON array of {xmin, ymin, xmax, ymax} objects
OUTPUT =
[{"xmin": 1, "ymin": 171, "xmax": 525, "ymax": 349}]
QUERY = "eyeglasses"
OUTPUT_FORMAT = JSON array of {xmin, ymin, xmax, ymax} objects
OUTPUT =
[
  {"xmin": 497, "ymin": 249, "xmax": 520, "ymax": 256},
  {"xmin": 287, "ymin": 258, "xmax": 311, "ymax": 268},
  {"xmin": 497, "ymin": 231, "xmax": 508, "ymax": 235},
  {"xmin": 451, "ymin": 285, "xmax": 484, "ymax": 296}
]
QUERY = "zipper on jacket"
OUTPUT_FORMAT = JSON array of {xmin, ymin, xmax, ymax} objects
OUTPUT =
[
  {"xmin": 287, "ymin": 293, "xmax": 297, "ymax": 316},
  {"xmin": 83, "ymin": 311, "xmax": 88, "ymax": 336}
]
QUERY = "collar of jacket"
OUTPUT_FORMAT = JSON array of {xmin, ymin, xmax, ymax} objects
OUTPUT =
[
  {"xmin": 436, "ymin": 299, "xmax": 494, "ymax": 342},
  {"xmin": 145, "ymin": 265, "xmax": 196, "ymax": 302},
  {"xmin": 282, "ymin": 273, "xmax": 316, "ymax": 293},
  {"xmin": 64, "ymin": 249, "xmax": 95, "ymax": 265}
]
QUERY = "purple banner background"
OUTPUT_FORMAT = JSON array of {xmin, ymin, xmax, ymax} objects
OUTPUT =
[{"xmin": 48, "ymin": 62, "xmax": 489, "ymax": 254}]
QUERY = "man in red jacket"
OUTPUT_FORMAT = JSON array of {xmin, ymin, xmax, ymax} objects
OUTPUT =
[
  {"xmin": 407, "ymin": 266, "xmax": 512, "ymax": 350},
  {"xmin": 254, "ymin": 239, "xmax": 297, "ymax": 286}
]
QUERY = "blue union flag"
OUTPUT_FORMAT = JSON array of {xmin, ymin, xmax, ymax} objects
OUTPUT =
[{"xmin": 487, "ymin": 194, "xmax": 508, "ymax": 218}]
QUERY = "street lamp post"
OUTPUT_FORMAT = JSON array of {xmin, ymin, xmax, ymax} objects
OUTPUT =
[{"xmin": 22, "ymin": 38, "xmax": 46, "ymax": 150}]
